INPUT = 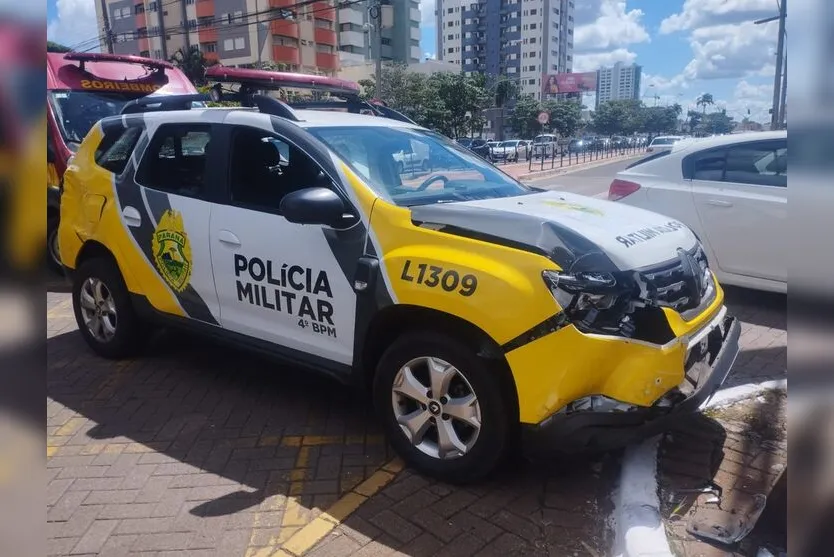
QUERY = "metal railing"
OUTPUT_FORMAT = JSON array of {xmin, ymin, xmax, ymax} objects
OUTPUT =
[{"xmin": 489, "ymin": 141, "xmax": 647, "ymax": 173}]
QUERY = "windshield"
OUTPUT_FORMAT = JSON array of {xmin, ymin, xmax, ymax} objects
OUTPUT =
[
  {"xmin": 533, "ymin": 136, "xmax": 552, "ymax": 144},
  {"xmin": 49, "ymin": 90, "xmax": 204, "ymax": 145},
  {"xmin": 309, "ymin": 126, "xmax": 532, "ymax": 207},
  {"xmin": 456, "ymin": 138, "xmax": 472, "ymax": 147},
  {"xmin": 651, "ymin": 137, "xmax": 679, "ymax": 145},
  {"xmin": 501, "ymin": 141, "xmax": 519, "ymax": 147}
]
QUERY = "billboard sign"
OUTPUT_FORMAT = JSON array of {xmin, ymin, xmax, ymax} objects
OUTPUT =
[{"xmin": 542, "ymin": 72, "xmax": 597, "ymax": 95}]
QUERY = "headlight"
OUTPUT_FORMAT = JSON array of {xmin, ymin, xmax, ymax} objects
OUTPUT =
[{"xmin": 542, "ymin": 270, "xmax": 636, "ymax": 336}]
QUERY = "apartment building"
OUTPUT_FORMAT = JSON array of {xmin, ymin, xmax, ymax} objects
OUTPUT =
[
  {"xmin": 337, "ymin": 0, "xmax": 421, "ymax": 67},
  {"xmin": 94, "ymin": 0, "xmax": 340, "ymax": 74},
  {"xmin": 595, "ymin": 61, "xmax": 641, "ymax": 108},
  {"xmin": 436, "ymin": 0, "xmax": 575, "ymax": 99}
]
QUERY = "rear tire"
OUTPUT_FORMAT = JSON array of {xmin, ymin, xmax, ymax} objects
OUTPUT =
[
  {"xmin": 373, "ymin": 332, "xmax": 511, "ymax": 483},
  {"xmin": 47, "ymin": 216, "xmax": 62, "ymax": 274},
  {"xmin": 72, "ymin": 257, "xmax": 148, "ymax": 359}
]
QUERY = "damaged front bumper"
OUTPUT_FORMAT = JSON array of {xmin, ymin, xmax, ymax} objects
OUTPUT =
[{"xmin": 521, "ymin": 310, "xmax": 741, "ymax": 456}]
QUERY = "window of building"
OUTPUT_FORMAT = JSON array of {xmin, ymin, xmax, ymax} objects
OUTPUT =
[
  {"xmin": 529, "ymin": 37, "xmax": 536, "ymax": 43},
  {"xmin": 148, "ymin": 1, "xmax": 157, "ymax": 11},
  {"xmin": 316, "ymin": 44, "xmax": 334, "ymax": 53},
  {"xmin": 274, "ymin": 35, "xmax": 299, "ymax": 46},
  {"xmin": 220, "ymin": 12, "xmax": 228, "ymax": 24},
  {"xmin": 137, "ymin": 125, "xmax": 212, "ymax": 199},
  {"xmin": 203, "ymin": 42, "xmax": 217, "ymax": 53},
  {"xmin": 135, "ymin": 4, "xmax": 144, "ymax": 14},
  {"xmin": 235, "ymin": 37, "xmax": 245, "ymax": 49},
  {"xmin": 448, "ymin": 47, "xmax": 454, "ymax": 53},
  {"xmin": 224, "ymin": 38, "xmax": 235, "ymax": 50},
  {"xmin": 315, "ymin": 18, "xmax": 332, "ymax": 28},
  {"xmin": 447, "ymin": 33, "xmax": 453, "ymax": 39},
  {"xmin": 188, "ymin": 19, "xmax": 197, "ymax": 29},
  {"xmin": 528, "ymin": 79, "xmax": 535, "ymax": 84},
  {"xmin": 233, "ymin": 10, "xmax": 243, "ymax": 21},
  {"xmin": 530, "ymin": 8, "xmax": 536, "ymax": 15},
  {"xmin": 530, "ymin": 23, "xmax": 536, "ymax": 29},
  {"xmin": 185, "ymin": 0, "xmax": 194, "ymax": 4},
  {"xmin": 455, "ymin": 46, "xmax": 460, "ymax": 52}
]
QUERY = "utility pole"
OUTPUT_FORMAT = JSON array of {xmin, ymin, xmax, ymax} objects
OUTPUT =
[
  {"xmin": 255, "ymin": 0, "xmax": 262, "ymax": 65},
  {"xmin": 779, "ymin": 50, "xmax": 787, "ymax": 127},
  {"xmin": 756, "ymin": 0, "xmax": 786, "ymax": 130},
  {"xmin": 369, "ymin": 1, "xmax": 382, "ymax": 95},
  {"xmin": 100, "ymin": 0, "xmax": 114, "ymax": 53}
]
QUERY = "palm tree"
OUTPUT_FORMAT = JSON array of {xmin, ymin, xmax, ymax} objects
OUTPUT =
[
  {"xmin": 696, "ymin": 93, "xmax": 714, "ymax": 114},
  {"xmin": 170, "ymin": 45, "xmax": 209, "ymax": 85}
]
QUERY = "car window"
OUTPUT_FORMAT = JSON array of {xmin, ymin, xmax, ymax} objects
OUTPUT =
[
  {"xmin": 137, "ymin": 124, "xmax": 212, "ymax": 198},
  {"xmin": 724, "ymin": 142, "xmax": 787, "ymax": 187},
  {"xmin": 94, "ymin": 125, "xmax": 142, "ymax": 175},
  {"xmin": 227, "ymin": 126, "xmax": 334, "ymax": 212},
  {"xmin": 692, "ymin": 150, "xmax": 726, "ymax": 181}
]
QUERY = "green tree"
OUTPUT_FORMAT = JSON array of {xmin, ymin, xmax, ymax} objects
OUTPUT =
[
  {"xmin": 507, "ymin": 95, "xmax": 542, "ymax": 139},
  {"xmin": 642, "ymin": 105, "xmax": 680, "ymax": 138},
  {"xmin": 591, "ymin": 100, "xmax": 633, "ymax": 136},
  {"xmin": 697, "ymin": 109, "xmax": 734, "ymax": 135},
  {"xmin": 543, "ymin": 100, "xmax": 582, "ymax": 138},
  {"xmin": 686, "ymin": 110, "xmax": 702, "ymax": 134},
  {"xmin": 47, "ymin": 41, "xmax": 72, "ymax": 53},
  {"xmin": 696, "ymin": 93, "xmax": 714, "ymax": 114},
  {"xmin": 170, "ymin": 45, "xmax": 210, "ymax": 85}
]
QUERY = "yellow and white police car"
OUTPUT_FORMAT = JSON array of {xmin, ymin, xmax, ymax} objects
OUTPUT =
[{"xmin": 58, "ymin": 69, "xmax": 740, "ymax": 483}]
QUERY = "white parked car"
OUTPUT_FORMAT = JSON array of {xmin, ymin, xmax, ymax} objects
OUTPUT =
[
  {"xmin": 646, "ymin": 135, "xmax": 683, "ymax": 153},
  {"xmin": 608, "ymin": 130, "xmax": 787, "ymax": 293}
]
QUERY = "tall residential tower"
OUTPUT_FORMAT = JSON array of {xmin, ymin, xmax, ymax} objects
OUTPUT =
[
  {"xmin": 436, "ymin": 0, "xmax": 575, "ymax": 99},
  {"xmin": 595, "ymin": 62, "xmax": 642, "ymax": 108}
]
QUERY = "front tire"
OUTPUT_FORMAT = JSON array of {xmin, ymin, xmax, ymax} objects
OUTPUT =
[
  {"xmin": 373, "ymin": 332, "xmax": 512, "ymax": 483},
  {"xmin": 72, "ymin": 257, "xmax": 147, "ymax": 359}
]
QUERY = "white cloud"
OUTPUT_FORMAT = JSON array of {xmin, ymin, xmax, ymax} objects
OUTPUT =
[
  {"xmin": 574, "ymin": 0, "xmax": 650, "ymax": 52},
  {"xmin": 660, "ymin": 0, "xmax": 775, "ymax": 34},
  {"xmin": 681, "ymin": 20, "xmax": 778, "ymax": 80},
  {"xmin": 47, "ymin": 0, "xmax": 99, "ymax": 50},
  {"xmin": 642, "ymin": 72, "xmax": 688, "ymax": 92},
  {"xmin": 573, "ymin": 48, "xmax": 637, "ymax": 73},
  {"xmin": 424, "ymin": 51, "xmax": 436, "ymax": 60},
  {"xmin": 420, "ymin": 0, "xmax": 435, "ymax": 26}
]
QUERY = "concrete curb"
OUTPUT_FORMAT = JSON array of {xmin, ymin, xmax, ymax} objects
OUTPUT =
[
  {"xmin": 514, "ymin": 153, "xmax": 642, "ymax": 181},
  {"xmin": 614, "ymin": 379, "xmax": 788, "ymax": 557}
]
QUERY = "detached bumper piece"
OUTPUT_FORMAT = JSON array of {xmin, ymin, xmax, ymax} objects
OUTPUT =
[{"xmin": 522, "ymin": 314, "xmax": 741, "ymax": 456}]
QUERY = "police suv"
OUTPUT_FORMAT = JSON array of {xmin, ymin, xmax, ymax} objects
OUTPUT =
[{"xmin": 58, "ymin": 68, "xmax": 740, "ymax": 483}]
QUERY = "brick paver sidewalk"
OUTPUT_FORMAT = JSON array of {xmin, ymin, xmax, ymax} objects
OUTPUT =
[{"xmin": 47, "ymin": 289, "xmax": 616, "ymax": 557}]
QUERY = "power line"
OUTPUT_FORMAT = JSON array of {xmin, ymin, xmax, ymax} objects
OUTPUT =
[{"xmin": 72, "ymin": 0, "xmax": 355, "ymax": 55}]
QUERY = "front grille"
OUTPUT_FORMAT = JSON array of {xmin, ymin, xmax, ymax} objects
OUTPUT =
[
  {"xmin": 643, "ymin": 259, "xmax": 695, "ymax": 312},
  {"xmin": 640, "ymin": 245, "xmax": 715, "ymax": 316}
]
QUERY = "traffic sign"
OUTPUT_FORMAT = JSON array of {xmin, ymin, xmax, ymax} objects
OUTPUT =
[{"xmin": 537, "ymin": 111, "xmax": 549, "ymax": 124}]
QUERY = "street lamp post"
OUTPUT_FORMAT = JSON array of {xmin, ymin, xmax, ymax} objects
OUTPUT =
[{"xmin": 755, "ymin": 0, "xmax": 787, "ymax": 130}]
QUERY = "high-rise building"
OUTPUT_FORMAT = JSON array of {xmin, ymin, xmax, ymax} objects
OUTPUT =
[
  {"xmin": 435, "ymin": 0, "xmax": 575, "ymax": 100},
  {"xmin": 595, "ymin": 62, "xmax": 642, "ymax": 108},
  {"xmin": 94, "ymin": 0, "xmax": 340, "ymax": 74},
  {"xmin": 337, "ymin": 1, "xmax": 422, "ymax": 68}
]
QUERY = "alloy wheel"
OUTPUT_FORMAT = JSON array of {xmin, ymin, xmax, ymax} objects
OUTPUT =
[
  {"xmin": 391, "ymin": 356, "xmax": 482, "ymax": 460},
  {"xmin": 78, "ymin": 277, "xmax": 117, "ymax": 343}
]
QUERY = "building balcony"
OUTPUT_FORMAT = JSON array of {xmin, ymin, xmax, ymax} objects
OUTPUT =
[
  {"xmin": 198, "ymin": 28, "xmax": 217, "ymax": 43},
  {"xmin": 315, "ymin": 51, "xmax": 339, "ymax": 70},
  {"xmin": 410, "ymin": 26, "xmax": 420, "ymax": 41},
  {"xmin": 196, "ymin": 0, "xmax": 214, "ymax": 18},
  {"xmin": 135, "ymin": 12, "xmax": 146, "ymax": 28},
  {"xmin": 314, "ymin": 27, "xmax": 336, "ymax": 46},
  {"xmin": 203, "ymin": 50, "xmax": 219, "ymax": 63},
  {"xmin": 338, "ymin": 7, "xmax": 364, "ymax": 25},
  {"xmin": 313, "ymin": 1, "xmax": 335, "ymax": 20},
  {"xmin": 138, "ymin": 37, "xmax": 150, "ymax": 52},
  {"xmin": 273, "ymin": 45, "xmax": 300, "ymax": 65},
  {"xmin": 271, "ymin": 19, "xmax": 298, "ymax": 38},
  {"xmin": 339, "ymin": 30, "xmax": 364, "ymax": 48},
  {"xmin": 269, "ymin": 0, "xmax": 295, "ymax": 8},
  {"xmin": 409, "ymin": 7, "xmax": 420, "ymax": 21}
]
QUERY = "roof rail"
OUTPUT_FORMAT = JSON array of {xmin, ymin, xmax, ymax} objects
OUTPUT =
[
  {"xmin": 120, "ymin": 94, "xmax": 209, "ymax": 115},
  {"xmin": 251, "ymin": 94, "xmax": 300, "ymax": 121},
  {"xmin": 65, "ymin": 52, "xmax": 174, "ymax": 73}
]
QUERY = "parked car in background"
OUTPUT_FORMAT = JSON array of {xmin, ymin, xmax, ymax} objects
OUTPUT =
[
  {"xmin": 393, "ymin": 141, "xmax": 430, "ymax": 173},
  {"xmin": 646, "ymin": 135, "xmax": 683, "ymax": 153},
  {"xmin": 457, "ymin": 137, "xmax": 492, "ymax": 160},
  {"xmin": 491, "ymin": 139, "xmax": 529, "ymax": 162},
  {"xmin": 608, "ymin": 130, "xmax": 787, "ymax": 293},
  {"xmin": 531, "ymin": 134, "xmax": 558, "ymax": 158}
]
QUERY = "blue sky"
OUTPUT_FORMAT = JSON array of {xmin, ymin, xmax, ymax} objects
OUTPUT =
[{"xmin": 47, "ymin": 0, "xmax": 781, "ymax": 123}]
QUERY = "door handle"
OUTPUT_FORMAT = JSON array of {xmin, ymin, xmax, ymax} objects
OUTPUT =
[
  {"xmin": 217, "ymin": 230, "xmax": 241, "ymax": 246},
  {"xmin": 122, "ymin": 206, "xmax": 142, "ymax": 227},
  {"xmin": 706, "ymin": 199, "xmax": 733, "ymax": 207}
]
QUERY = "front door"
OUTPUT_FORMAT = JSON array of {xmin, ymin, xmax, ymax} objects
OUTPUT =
[{"xmin": 209, "ymin": 123, "xmax": 362, "ymax": 367}]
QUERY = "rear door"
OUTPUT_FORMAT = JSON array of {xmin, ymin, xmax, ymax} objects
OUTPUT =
[
  {"xmin": 689, "ymin": 138, "xmax": 787, "ymax": 282},
  {"xmin": 132, "ymin": 122, "xmax": 222, "ymax": 324}
]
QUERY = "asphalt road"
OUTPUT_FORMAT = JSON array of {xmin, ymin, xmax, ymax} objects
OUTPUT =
[{"xmin": 521, "ymin": 157, "xmax": 638, "ymax": 198}]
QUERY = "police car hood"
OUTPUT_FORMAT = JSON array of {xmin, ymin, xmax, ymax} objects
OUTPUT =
[{"xmin": 409, "ymin": 190, "xmax": 698, "ymax": 272}]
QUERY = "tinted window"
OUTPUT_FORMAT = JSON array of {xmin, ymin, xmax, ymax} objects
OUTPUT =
[
  {"xmin": 692, "ymin": 150, "xmax": 726, "ymax": 181},
  {"xmin": 137, "ymin": 124, "xmax": 212, "ymax": 198},
  {"xmin": 94, "ymin": 126, "xmax": 142, "ymax": 175},
  {"xmin": 724, "ymin": 142, "xmax": 787, "ymax": 187},
  {"xmin": 625, "ymin": 150, "xmax": 671, "ymax": 169},
  {"xmin": 228, "ymin": 126, "xmax": 333, "ymax": 212},
  {"xmin": 651, "ymin": 138, "xmax": 677, "ymax": 146}
]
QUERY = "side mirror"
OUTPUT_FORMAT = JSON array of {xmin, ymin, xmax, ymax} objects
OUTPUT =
[
  {"xmin": 47, "ymin": 143, "xmax": 56, "ymax": 164},
  {"xmin": 280, "ymin": 187, "xmax": 352, "ymax": 228}
]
